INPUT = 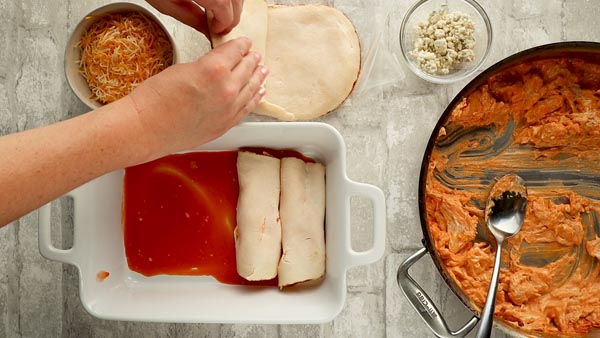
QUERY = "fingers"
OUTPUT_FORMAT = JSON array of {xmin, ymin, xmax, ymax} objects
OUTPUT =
[
  {"xmin": 147, "ymin": 0, "xmax": 209, "ymax": 35},
  {"xmin": 146, "ymin": 0, "xmax": 243, "ymax": 37},
  {"xmin": 199, "ymin": 36, "xmax": 267, "ymax": 121},
  {"xmin": 235, "ymin": 85, "xmax": 266, "ymax": 122},
  {"xmin": 209, "ymin": 37, "xmax": 252, "ymax": 70},
  {"xmin": 229, "ymin": 0, "xmax": 243, "ymax": 33},
  {"xmin": 235, "ymin": 64, "xmax": 269, "ymax": 114},
  {"xmin": 172, "ymin": 3, "xmax": 209, "ymax": 35},
  {"xmin": 237, "ymin": 64, "xmax": 268, "ymax": 101},
  {"xmin": 231, "ymin": 51, "xmax": 261, "ymax": 86},
  {"xmin": 206, "ymin": 0, "xmax": 235, "ymax": 34}
]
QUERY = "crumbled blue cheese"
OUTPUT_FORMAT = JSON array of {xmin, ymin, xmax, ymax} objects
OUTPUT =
[{"xmin": 410, "ymin": 4, "xmax": 476, "ymax": 75}]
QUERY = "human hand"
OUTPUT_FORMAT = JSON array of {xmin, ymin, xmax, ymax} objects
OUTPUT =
[
  {"xmin": 146, "ymin": 0, "xmax": 243, "ymax": 37},
  {"xmin": 125, "ymin": 37, "xmax": 268, "ymax": 160}
]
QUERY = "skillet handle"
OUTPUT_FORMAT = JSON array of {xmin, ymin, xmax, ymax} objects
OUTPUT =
[{"xmin": 397, "ymin": 247, "xmax": 478, "ymax": 338}]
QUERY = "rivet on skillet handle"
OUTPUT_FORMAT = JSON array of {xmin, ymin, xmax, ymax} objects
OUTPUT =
[{"xmin": 397, "ymin": 247, "xmax": 478, "ymax": 338}]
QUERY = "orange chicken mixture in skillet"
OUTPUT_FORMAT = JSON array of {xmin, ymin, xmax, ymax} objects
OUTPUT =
[{"xmin": 427, "ymin": 57, "xmax": 600, "ymax": 335}]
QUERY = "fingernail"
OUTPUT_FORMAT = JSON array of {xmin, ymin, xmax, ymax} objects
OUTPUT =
[
  {"xmin": 254, "ymin": 52, "xmax": 262, "ymax": 61},
  {"xmin": 258, "ymin": 86, "xmax": 266, "ymax": 96},
  {"xmin": 260, "ymin": 66, "xmax": 269, "ymax": 75}
]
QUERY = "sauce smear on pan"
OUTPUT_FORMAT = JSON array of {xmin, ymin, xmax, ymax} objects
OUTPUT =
[{"xmin": 123, "ymin": 149, "xmax": 312, "ymax": 286}]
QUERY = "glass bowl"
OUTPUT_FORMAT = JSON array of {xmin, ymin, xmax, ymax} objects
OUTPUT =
[{"xmin": 399, "ymin": 0, "xmax": 492, "ymax": 84}]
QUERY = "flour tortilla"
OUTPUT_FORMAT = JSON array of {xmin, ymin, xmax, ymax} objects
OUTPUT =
[
  {"xmin": 211, "ymin": 3, "xmax": 361, "ymax": 121},
  {"xmin": 235, "ymin": 151, "xmax": 281, "ymax": 281},
  {"xmin": 256, "ymin": 5, "xmax": 360, "ymax": 121},
  {"xmin": 278, "ymin": 157, "xmax": 326, "ymax": 288},
  {"xmin": 209, "ymin": 0, "xmax": 267, "ymax": 62}
]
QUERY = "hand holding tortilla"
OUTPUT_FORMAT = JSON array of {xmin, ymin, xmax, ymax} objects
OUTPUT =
[
  {"xmin": 145, "ymin": 0, "xmax": 244, "ymax": 36},
  {"xmin": 211, "ymin": 0, "xmax": 361, "ymax": 121},
  {"xmin": 128, "ymin": 38, "xmax": 268, "ymax": 159}
]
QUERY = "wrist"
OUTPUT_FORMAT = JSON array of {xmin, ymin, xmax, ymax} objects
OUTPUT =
[{"xmin": 89, "ymin": 96, "xmax": 159, "ymax": 169}]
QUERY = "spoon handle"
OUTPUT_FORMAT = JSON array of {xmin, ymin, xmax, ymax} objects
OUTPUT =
[{"xmin": 476, "ymin": 243, "xmax": 504, "ymax": 338}]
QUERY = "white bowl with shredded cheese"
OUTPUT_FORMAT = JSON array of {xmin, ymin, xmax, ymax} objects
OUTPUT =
[
  {"xmin": 399, "ymin": 0, "xmax": 492, "ymax": 84},
  {"xmin": 65, "ymin": 2, "xmax": 178, "ymax": 109}
]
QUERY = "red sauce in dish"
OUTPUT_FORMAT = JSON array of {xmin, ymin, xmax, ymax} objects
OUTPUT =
[{"xmin": 123, "ymin": 149, "xmax": 312, "ymax": 286}]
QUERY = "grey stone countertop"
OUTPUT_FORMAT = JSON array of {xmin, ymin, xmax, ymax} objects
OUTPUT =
[{"xmin": 1, "ymin": 0, "xmax": 599, "ymax": 337}]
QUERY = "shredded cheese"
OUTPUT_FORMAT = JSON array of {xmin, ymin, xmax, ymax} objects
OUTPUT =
[{"xmin": 77, "ymin": 11, "xmax": 173, "ymax": 104}]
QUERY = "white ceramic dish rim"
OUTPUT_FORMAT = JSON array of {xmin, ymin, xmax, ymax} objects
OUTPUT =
[
  {"xmin": 38, "ymin": 122, "xmax": 386, "ymax": 324},
  {"xmin": 64, "ymin": 1, "xmax": 180, "ymax": 110}
]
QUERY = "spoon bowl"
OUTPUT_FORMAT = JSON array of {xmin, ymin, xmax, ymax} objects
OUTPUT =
[
  {"xmin": 476, "ymin": 174, "xmax": 528, "ymax": 338},
  {"xmin": 487, "ymin": 190, "xmax": 527, "ymax": 237}
]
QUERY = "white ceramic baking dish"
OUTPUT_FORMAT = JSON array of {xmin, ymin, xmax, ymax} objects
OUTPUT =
[{"xmin": 38, "ymin": 122, "xmax": 386, "ymax": 323}]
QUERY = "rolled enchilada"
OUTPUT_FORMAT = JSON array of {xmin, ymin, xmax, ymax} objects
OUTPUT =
[
  {"xmin": 278, "ymin": 157, "xmax": 326, "ymax": 288},
  {"xmin": 235, "ymin": 151, "xmax": 282, "ymax": 281}
]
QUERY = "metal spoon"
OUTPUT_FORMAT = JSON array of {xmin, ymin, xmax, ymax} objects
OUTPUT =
[{"xmin": 475, "ymin": 174, "xmax": 528, "ymax": 338}]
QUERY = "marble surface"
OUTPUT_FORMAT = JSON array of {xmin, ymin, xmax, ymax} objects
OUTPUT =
[{"xmin": 1, "ymin": 0, "xmax": 600, "ymax": 337}]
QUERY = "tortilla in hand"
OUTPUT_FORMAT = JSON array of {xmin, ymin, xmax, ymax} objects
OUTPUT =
[{"xmin": 211, "ymin": 1, "xmax": 361, "ymax": 121}]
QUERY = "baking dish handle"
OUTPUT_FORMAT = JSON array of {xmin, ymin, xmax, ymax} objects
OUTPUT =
[
  {"xmin": 38, "ymin": 201, "xmax": 79, "ymax": 266},
  {"xmin": 397, "ymin": 247, "xmax": 478, "ymax": 338},
  {"xmin": 344, "ymin": 179, "xmax": 386, "ymax": 268}
]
